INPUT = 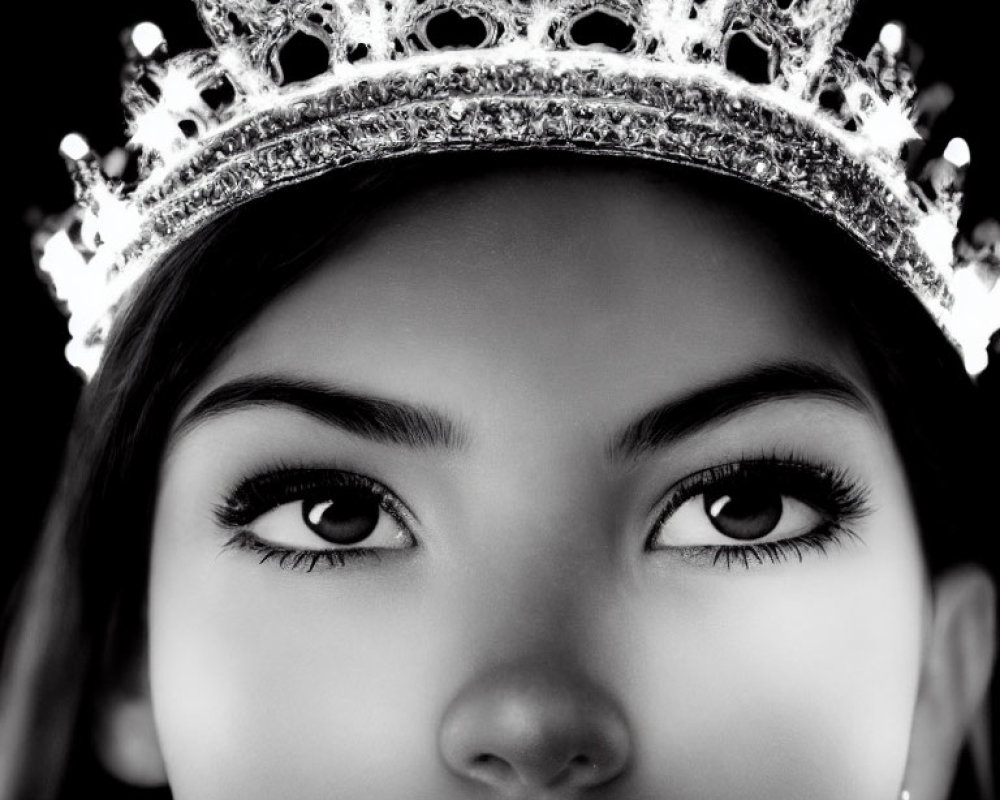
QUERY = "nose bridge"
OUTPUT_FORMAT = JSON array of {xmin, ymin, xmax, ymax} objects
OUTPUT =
[
  {"xmin": 484, "ymin": 576, "xmax": 589, "ymax": 670},
  {"xmin": 466, "ymin": 435, "xmax": 620, "ymax": 560},
  {"xmin": 447, "ymin": 482, "xmax": 619, "ymax": 667},
  {"xmin": 434, "ymin": 447, "xmax": 634, "ymax": 792}
]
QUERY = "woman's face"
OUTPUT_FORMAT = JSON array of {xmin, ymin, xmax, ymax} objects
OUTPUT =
[{"xmin": 148, "ymin": 165, "xmax": 928, "ymax": 799}]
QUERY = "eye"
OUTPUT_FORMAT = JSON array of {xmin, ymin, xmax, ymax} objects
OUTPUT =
[
  {"xmin": 213, "ymin": 467, "xmax": 417, "ymax": 570},
  {"xmin": 252, "ymin": 483, "xmax": 412, "ymax": 550},
  {"xmin": 652, "ymin": 472, "xmax": 820, "ymax": 546},
  {"xmin": 646, "ymin": 455, "xmax": 873, "ymax": 568}
]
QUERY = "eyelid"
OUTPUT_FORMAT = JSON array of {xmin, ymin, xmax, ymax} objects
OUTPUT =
[
  {"xmin": 644, "ymin": 447, "xmax": 874, "ymax": 549},
  {"xmin": 212, "ymin": 461, "xmax": 420, "ymax": 532}
]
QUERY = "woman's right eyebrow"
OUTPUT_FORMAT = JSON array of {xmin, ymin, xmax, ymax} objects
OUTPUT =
[{"xmin": 170, "ymin": 375, "xmax": 469, "ymax": 451}]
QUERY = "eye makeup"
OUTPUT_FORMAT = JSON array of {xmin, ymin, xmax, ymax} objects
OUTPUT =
[
  {"xmin": 213, "ymin": 460, "xmax": 418, "ymax": 572},
  {"xmin": 645, "ymin": 446, "xmax": 874, "ymax": 570},
  {"xmin": 212, "ymin": 447, "xmax": 874, "ymax": 575}
]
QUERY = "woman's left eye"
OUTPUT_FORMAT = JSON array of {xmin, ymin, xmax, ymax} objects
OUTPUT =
[
  {"xmin": 213, "ymin": 467, "xmax": 417, "ymax": 571},
  {"xmin": 646, "ymin": 456, "xmax": 873, "ymax": 569}
]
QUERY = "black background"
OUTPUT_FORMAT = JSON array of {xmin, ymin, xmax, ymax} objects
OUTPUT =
[{"xmin": 8, "ymin": 0, "xmax": 1000, "ymax": 595}]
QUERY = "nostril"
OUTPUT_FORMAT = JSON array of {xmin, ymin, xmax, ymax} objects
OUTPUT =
[
  {"xmin": 550, "ymin": 753, "xmax": 604, "ymax": 787},
  {"xmin": 468, "ymin": 750, "xmax": 604, "ymax": 788},
  {"xmin": 468, "ymin": 753, "xmax": 517, "ymax": 785}
]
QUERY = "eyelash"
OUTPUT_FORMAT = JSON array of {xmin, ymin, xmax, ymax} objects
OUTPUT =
[
  {"xmin": 223, "ymin": 530, "xmax": 386, "ymax": 571},
  {"xmin": 215, "ymin": 449, "xmax": 873, "ymax": 573},
  {"xmin": 213, "ymin": 460, "xmax": 416, "ymax": 572},
  {"xmin": 646, "ymin": 446, "xmax": 874, "ymax": 570}
]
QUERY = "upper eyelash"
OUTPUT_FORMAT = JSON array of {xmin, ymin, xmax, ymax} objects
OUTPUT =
[
  {"xmin": 650, "ymin": 446, "xmax": 873, "ymax": 525},
  {"xmin": 212, "ymin": 459, "xmax": 417, "ymax": 532},
  {"xmin": 646, "ymin": 446, "xmax": 874, "ymax": 567}
]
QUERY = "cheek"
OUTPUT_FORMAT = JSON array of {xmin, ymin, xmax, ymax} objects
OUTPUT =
[
  {"xmin": 619, "ymin": 525, "xmax": 925, "ymax": 798},
  {"xmin": 147, "ymin": 523, "xmax": 468, "ymax": 798}
]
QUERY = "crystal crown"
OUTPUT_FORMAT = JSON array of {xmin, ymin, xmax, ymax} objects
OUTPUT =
[{"xmin": 32, "ymin": 0, "xmax": 1000, "ymax": 378}]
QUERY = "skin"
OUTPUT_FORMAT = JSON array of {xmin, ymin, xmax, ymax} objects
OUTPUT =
[{"xmin": 139, "ymin": 164, "xmax": 939, "ymax": 799}]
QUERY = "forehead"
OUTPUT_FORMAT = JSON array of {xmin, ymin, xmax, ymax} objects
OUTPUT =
[{"xmin": 196, "ymin": 162, "xmax": 874, "ymax": 418}]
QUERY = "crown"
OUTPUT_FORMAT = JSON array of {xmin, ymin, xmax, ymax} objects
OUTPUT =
[{"xmin": 32, "ymin": 0, "xmax": 1000, "ymax": 379}]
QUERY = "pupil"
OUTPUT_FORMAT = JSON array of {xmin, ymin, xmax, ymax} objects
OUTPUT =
[
  {"xmin": 302, "ymin": 491, "xmax": 380, "ymax": 545},
  {"xmin": 703, "ymin": 482, "xmax": 782, "ymax": 541}
]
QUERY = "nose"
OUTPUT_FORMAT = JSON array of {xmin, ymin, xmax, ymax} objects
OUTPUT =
[{"xmin": 438, "ymin": 663, "xmax": 631, "ymax": 793}]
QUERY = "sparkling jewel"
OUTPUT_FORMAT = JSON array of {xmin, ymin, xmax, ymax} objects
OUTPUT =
[
  {"xmin": 130, "ymin": 22, "xmax": 166, "ymax": 59},
  {"xmin": 58, "ymin": 133, "xmax": 90, "ymax": 162},
  {"xmin": 943, "ymin": 137, "xmax": 971, "ymax": 168}
]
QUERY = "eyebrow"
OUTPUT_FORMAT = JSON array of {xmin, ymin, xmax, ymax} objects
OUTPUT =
[
  {"xmin": 607, "ymin": 361, "xmax": 876, "ymax": 462},
  {"xmin": 172, "ymin": 375, "xmax": 468, "ymax": 450}
]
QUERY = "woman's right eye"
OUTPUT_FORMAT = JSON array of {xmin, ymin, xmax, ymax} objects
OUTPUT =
[{"xmin": 213, "ymin": 468, "xmax": 417, "ymax": 570}]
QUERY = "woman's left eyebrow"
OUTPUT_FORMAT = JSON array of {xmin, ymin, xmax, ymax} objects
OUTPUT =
[
  {"xmin": 607, "ymin": 360, "xmax": 878, "ymax": 463},
  {"xmin": 171, "ymin": 375, "xmax": 468, "ymax": 450}
]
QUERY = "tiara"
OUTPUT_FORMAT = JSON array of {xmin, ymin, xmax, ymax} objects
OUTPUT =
[{"xmin": 32, "ymin": 0, "xmax": 1000, "ymax": 379}]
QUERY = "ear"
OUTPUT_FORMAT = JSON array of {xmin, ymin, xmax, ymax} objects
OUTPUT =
[
  {"xmin": 92, "ymin": 647, "xmax": 169, "ymax": 787},
  {"xmin": 904, "ymin": 564, "xmax": 996, "ymax": 800}
]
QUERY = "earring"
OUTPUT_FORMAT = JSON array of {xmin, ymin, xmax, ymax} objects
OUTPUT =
[{"xmin": 900, "ymin": 790, "xmax": 911, "ymax": 800}]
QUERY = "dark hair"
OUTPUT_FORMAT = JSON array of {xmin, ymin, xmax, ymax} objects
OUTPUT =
[{"xmin": 1, "ymin": 151, "xmax": 995, "ymax": 800}]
